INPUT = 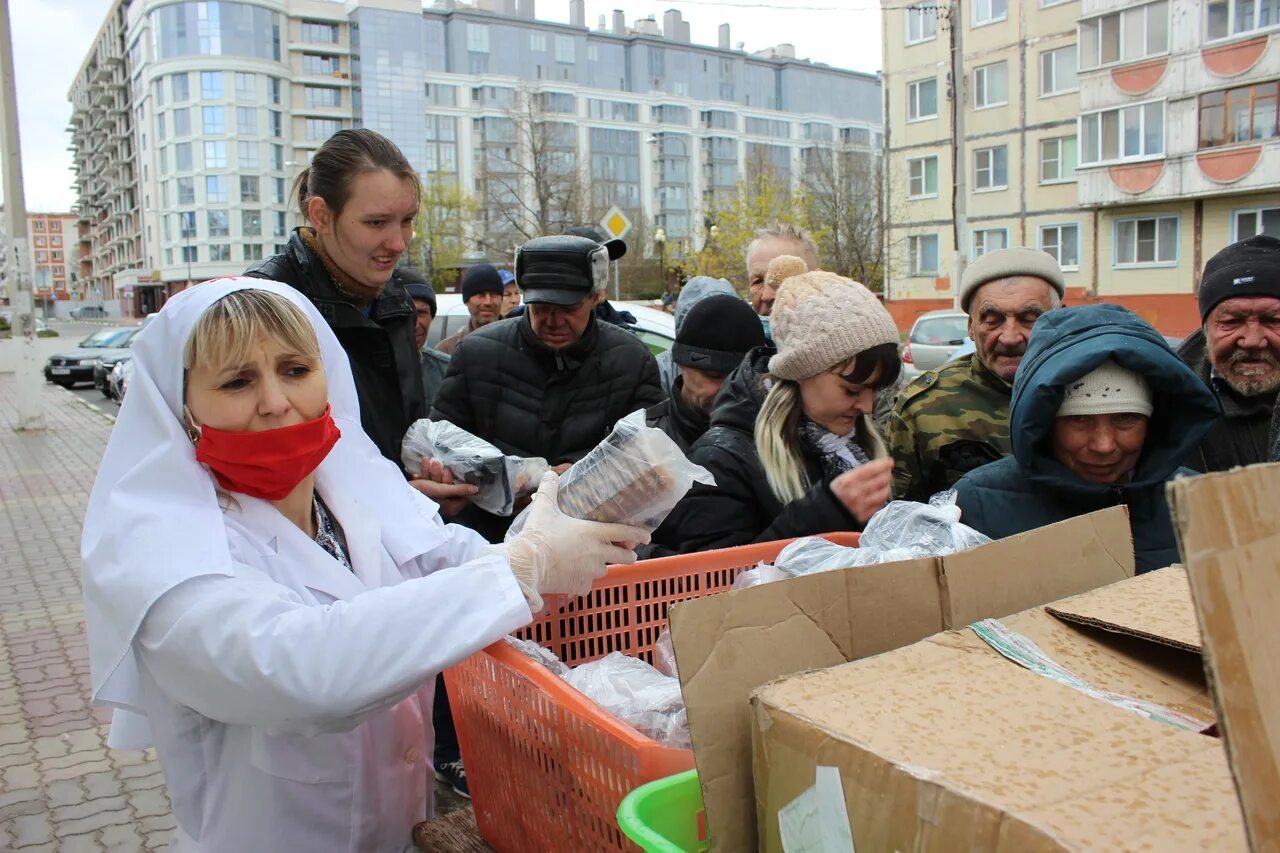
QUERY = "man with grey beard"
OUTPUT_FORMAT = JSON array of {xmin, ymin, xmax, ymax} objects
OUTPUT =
[{"xmin": 1178, "ymin": 235, "xmax": 1280, "ymax": 472}]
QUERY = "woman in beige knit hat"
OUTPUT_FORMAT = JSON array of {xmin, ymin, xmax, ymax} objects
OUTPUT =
[{"xmin": 654, "ymin": 269, "xmax": 902, "ymax": 553}]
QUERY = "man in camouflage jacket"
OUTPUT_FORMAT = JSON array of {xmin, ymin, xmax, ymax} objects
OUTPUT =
[{"xmin": 887, "ymin": 247, "xmax": 1065, "ymax": 502}]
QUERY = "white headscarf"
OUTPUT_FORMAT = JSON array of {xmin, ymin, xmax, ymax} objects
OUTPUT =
[{"xmin": 82, "ymin": 278, "xmax": 437, "ymax": 725}]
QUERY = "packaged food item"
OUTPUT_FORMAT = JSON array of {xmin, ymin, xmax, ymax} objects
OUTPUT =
[
  {"xmin": 562, "ymin": 652, "xmax": 689, "ymax": 749},
  {"xmin": 508, "ymin": 410, "xmax": 714, "ymax": 537},
  {"xmin": 401, "ymin": 419, "xmax": 548, "ymax": 516}
]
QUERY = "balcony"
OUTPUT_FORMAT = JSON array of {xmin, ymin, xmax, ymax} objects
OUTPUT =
[{"xmin": 1076, "ymin": 138, "xmax": 1280, "ymax": 207}]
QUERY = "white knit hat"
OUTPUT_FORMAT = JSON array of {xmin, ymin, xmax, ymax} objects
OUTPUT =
[
  {"xmin": 1057, "ymin": 360, "xmax": 1154, "ymax": 418},
  {"xmin": 767, "ymin": 271, "xmax": 900, "ymax": 381}
]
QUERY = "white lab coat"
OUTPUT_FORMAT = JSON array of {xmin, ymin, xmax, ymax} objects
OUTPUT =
[{"xmin": 81, "ymin": 279, "xmax": 532, "ymax": 852}]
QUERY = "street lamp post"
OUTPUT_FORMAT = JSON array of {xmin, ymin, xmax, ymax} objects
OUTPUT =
[{"xmin": 654, "ymin": 227, "xmax": 667, "ymax": 297}]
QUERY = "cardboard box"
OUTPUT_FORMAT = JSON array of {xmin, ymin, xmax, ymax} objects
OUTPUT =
[
  {"xmin": 751, "ymin": 566, "xmax": 1247, "ymax": 852},
  {"xmin": 668, "ymin": 507, "xmax": 1136, "ymax": 853},
  {"xmin": 1169, "ymin": 463, "xmax": 1280, "ymax": 850}
]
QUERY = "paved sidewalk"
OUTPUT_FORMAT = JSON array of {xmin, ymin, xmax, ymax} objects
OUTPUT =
[{"xmin": 0, "ymin": 376, "xmax": 175, "ymax": 851}]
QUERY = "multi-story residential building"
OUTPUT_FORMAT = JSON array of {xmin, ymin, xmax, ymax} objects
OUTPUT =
[
  {"xmin": 880, "ymin": 0, "xmax": 1280, "ymax": 336},
  {"xmin": 69, "ymin": 0, "xmax": 881, "ymax": 316},
  {"xmin": 28, "ymin": 214, "xmax": 81, "ymax": 304}
]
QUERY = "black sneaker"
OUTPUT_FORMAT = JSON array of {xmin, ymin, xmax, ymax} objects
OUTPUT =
[{"xmin": 434, "ymin": 759, "xmax": 470, "ymax": 799}]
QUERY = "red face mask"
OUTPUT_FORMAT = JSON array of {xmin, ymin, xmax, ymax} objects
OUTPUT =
[{"xmin": 193, "ymin": 405, "xmax": 342, "ymax": 501}]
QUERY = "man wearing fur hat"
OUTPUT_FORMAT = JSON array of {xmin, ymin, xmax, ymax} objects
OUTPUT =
[
  {"xmin": 1177, "ymin": 234, "xmax": 1280, "ymax": 471},
  {"xmin": 886, "ymin": 247, "xmax": 1064, "ymax": 502}
]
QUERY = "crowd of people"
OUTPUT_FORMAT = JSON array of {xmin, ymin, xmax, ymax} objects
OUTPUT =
[{"xmin": 81, "ymin": 129, "xmax": 1280, "ymax": 851}]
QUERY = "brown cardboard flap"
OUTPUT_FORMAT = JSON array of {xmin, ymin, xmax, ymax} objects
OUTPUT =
[
  {"xmin": 1046, "ymin": 566, "xmax": 1203, "ymax": 653},
  {"xmin": 1169, "ymin": 464, "xmax": 1280, "ymax": 851},
  {"xmin": 752, "ymin": 631, "xmax": 1246, "ymax": 853},
  {"xmin": 669, "ymin": 506, "xmax": 1134, "ymax": 853}
]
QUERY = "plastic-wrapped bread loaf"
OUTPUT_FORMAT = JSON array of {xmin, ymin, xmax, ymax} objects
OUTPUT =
[{"xmin": 401, "ymin": 419, "xmax": 549, "ymax": 516}]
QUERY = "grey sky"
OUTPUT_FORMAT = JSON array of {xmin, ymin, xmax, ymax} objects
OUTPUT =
[{"xmin": 9, "ymin": 0, "xmax": 883, "ymax": 213}]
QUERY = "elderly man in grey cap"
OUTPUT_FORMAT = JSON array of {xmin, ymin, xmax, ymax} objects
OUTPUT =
[{"xmin": 885, "ymin": 247, "xmax": 1065, "ymax": 502}]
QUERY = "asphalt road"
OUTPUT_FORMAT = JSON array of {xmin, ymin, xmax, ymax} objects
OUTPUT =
[{"xmin": 4, "ymin": 317, "xmax": 136, "ymax": 420}]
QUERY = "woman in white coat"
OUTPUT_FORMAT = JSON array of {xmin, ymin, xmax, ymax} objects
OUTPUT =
[{"xmin": 81, "ymin": 278, "xmax": 646, "ymax": 852}]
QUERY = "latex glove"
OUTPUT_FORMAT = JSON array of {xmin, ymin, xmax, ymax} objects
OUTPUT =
[{"xmin": 504, "ymin": 472, "xmax": 650, "ymax": 612}]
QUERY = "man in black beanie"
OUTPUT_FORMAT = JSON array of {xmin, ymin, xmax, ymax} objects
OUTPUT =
[
  {"xmin": 1177, "ymin": 234, "xmax": 1280, "ymax": 471},
  {"xmin": 436, "ymin": 263, "xmax": 504, "ymax": 355},
  {"xmin": 647, "ymin": 294, "xmax": 766, "ymax": 451}
]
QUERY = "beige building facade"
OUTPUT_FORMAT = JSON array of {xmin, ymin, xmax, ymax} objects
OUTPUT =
[{"xmin": 881, "ymin": 0, "xmax": 1280, "ymax": 335}]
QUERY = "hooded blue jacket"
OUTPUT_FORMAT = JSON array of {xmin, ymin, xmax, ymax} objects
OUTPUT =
[{"xmin": 954, "ymin": 304, "xmax": 1220, "ymax": 573}]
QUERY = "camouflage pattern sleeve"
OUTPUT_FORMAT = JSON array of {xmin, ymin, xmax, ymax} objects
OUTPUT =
[
  {"xmin": 873, "ymin": 370, "xmax": 910, "ymax": 436},
  {"xmin": 885, "ymin": 400, "xmax": 923, "ymax": 502}
]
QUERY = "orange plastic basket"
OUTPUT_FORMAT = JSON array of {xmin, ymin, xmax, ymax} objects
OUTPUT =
[{"xmin": 444, "ymin": 532, "xmax": 861, "ymax": 853}]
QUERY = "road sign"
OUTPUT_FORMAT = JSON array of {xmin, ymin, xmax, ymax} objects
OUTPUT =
[{"xmin": 600, "ymin": 206, "xmax": 632, "ymax": 241}]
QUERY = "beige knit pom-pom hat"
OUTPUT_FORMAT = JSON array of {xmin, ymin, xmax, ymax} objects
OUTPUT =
[
  {"xmin": 764, "ymin": 254, "xmax": 809, "ymax": 291},
  {"xmin": 768, "ymin": 271, "xmax": 900, "ymax": 381}
]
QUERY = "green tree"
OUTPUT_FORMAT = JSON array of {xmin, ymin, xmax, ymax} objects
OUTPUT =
[
  {"xmin": 693, "ymin": 157, "xmax": 805, "ymax": 289},
  {"xmin": 409, "ymin": 175, "xmax": 478, "ymax": 290}
]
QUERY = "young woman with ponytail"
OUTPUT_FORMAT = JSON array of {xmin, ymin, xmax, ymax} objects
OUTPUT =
[{"xmin": 659, "ymin": 267, "xmax": 902, "ymax": 553}]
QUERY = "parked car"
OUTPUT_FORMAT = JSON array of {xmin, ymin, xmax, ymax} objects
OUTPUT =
[
  {"xmin": 105, "ymin": 358, "xmax": 133, "ymax": 402},
  {"xmin": 43, "ymin": 327, "xmax": 140, "ymax": 388},
  {"xmin": 71, "ymin": 304, "xmax": 108, "ymax": 320},
  {"xmin": 424, "ymin": 296, "xmax": 677, "ymax": 355},
  {"xmin": 901, "ymin": 310, "xmax": 970, "ymax": 379},
  {"xmin": 97, "ymin": 353, "xmax": 134, "ymax": 398},
  {"xmin": 424, "ymin": 294, "xmax": 467, "ymax": 350}
]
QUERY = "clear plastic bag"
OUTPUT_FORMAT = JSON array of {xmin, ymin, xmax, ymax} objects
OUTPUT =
[
  {"xmin": 772, "ymin": 491, "xmax": 991, "ymax": 578},
  {"xmin": 503, "ymin": 636, "xmax": 570, "ymax": 677},
  {"xmin": 401, "ymin": 419, "xmax": 549, "ymax": 516},
  {"xmin": 730, "ymin": 562, "xmax": 789, "ymax": 590},
  {"xmin": 562, "ymin": 652, "xmax": 689, "ymax": 749},
  {"xmin": 653, "ymin": 628, "xmax": 678, "ymax": 678},
  {"xmin": 507, "ymin": 410, "xmax": 714, "ymax": 539}
]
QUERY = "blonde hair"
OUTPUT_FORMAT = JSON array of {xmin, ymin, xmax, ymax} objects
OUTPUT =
[
  {"xmin": 754, "ymin": 354, "xmax": 891, "ymax": 505},
  {"xmin": 184, "ymin": 289, "xmax": 320, "ymax": 373}
]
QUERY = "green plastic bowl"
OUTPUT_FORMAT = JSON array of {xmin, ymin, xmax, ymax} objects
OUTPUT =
[{"xmin": 617, "ymin": 769, "xmax": 709, "ymax": 852}]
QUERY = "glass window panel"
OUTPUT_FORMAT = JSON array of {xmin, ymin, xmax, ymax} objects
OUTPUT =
[
  {"xmin": 1144, "ymin": 103, "xmax": 1164, "ymax": 153},
  {"xmin": 1101, "ymin": 14, "xmax": 1120, "ymax": 63},
  {"xmin": 1117, "ymin": 220, "xmax": 1136, "ymax": 263},
  {"xmin": 1148, "ymin": 1, "xmax": 1169, "ymax": 53},
  {"xmin": 1158, "ymin": 217, "xmax": 1178, "ymax": 261},
  {"xmin": 1102, "ymin": 110, "xmax": 1120, "ymax": 159}
]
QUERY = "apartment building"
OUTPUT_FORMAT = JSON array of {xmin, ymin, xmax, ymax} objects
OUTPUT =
[
  {"xmin": 68, "ymin": 0, "xmax": 881, "ymax": 316},
  {"xmin": 880, "ymin": 0, "xmax": 1280, "ymax": 335},
  {"xmin": 28, "ymin": 214, "xmax": 81, "ymax": 303}
]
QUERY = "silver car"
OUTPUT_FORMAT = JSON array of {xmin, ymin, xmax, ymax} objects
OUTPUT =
[{"xmin": 902, "ymin": 310, "xmax": 970, "ymax": 378}]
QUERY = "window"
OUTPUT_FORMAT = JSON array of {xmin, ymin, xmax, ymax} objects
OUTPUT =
[
  {"xmin": 744, "ymin": 116, "xmax": 789, "ymax": 137},
  {"xmin": 269, "ymin": 77, "xmax": 281, "ymax": 104},
  {"xmin": 1039, "ymin": 223, "xmax": 1081, "ymax": 270},
  {"xmin": 242, "ymin": 209, "xmax": 262, "ymax": 237},
  {"xmin": 1115, "ymin": 215, "xmax": 1179, "ymax": 266},
  {"xmin": 305, "ymin": 86, "xmax": 340, "ymax": 108},
  {"xmin": 238, "ymin": 140, "xmax": 259, "ymax": 168},
  {"xmin": 235, "ymin": 72, "xmax": 255, "ymax": 100},
  {"xmin": 908, "ymin": 156, "xmax": 939, "ymax": 197},
  {"xmin": 539, "ymin": 92, "xmax": 576, "ymax": 114},
  {"xmin": 908, "ymin": 78, "xmax": 938, "ymax": 121},
  {"xmin": 271, "ymin": 144, "xmax": 284, "ymax": 170},
  {"xmin": 973, "ymin": 228, "xmax": 1008, "ymax": 257},
  {"xmin": 210, "ymin": 244, "xmax": 232, "ymax": 262},
  {"xmin": 555, "ymin": 35, "xmax": 575, "ymax": 63},
  {"xmin": 204, "ymin": 140, "xmax": 228, "ymax": 168},
  {"xmin": 243, "ymin": 244, "xmax": 264, "ymax": 261},
  {"xmin": 306, "ymin": 119, "xmax": 342, "ymax": 141},
  {"xmin": 907, "ymin": 4, "xmax": 937, "ymax": 43},
  {"xmin": 302, "ymin": 54, "xmax": 339, "ymax": 75},
  {"xmin": 1199, "ymin": 81, "xmax": 1280, "ymax": 148},
  {"xmin": 207, "ymin": 210, "xmax": 230, "ymax": 237},
  {"xmin": 908, "ymin": 234, "xmax": 940, "ymax": 276},
  {"xmin": 273, "ymin": 177, "xmax": 285, "ymax": 204},
  {"xmin": 467, "ymin": 23, "xmax": 489, "ymax": 52},
  {"xmin": 1040, "ymin": 136, "xmax": 1078, "ymax": 182},
  {"xmin": 175, "ymin": 142, "xmax": 192, "ymax": 171},
  {"xmin": 156, "ymin": 113, "xmax": 167, "ymax": 142},
  {"xmin": 269, "ymin": 110, "xmax": 282, "ymax": 137},
  {"xmin": 974, "ymin": 145, "xmax": 1008, "ymax": 190},
  {"xmin": 973, "ymin": 62, "xmax": 1009, "ymax": 109},
  {"xmin": 1234, "ymin": 206, "xmax": 1280, "ymax": 239},
  {"xmin": 1208, "ymin": 0, "xmax": 1280, "ymax": 40},
  {"xmin": 182, "ymin": 246, "xmax": 199, "ymax": 264},
  {"xmin": 206, "ymin": 175, "xmax": 229, "ymax": 203},
  {"xmin": 274, "ymin": 212, "xmax": 287, "ymax": 237},
  {"xmin": 1080, "ymin": 2, "xmax": 1169, "ymax": 69},
  {"xmin": 530, "ymin": 32, "xmax": 547, "ymax": 51},
  {"xmin": 157, "ymin": 147, "xmax": 168, "ymax": 175},
  {"xmin": 172, "ymin": 73, "xmax": 189, "ymax": 102},
  {"xmin": 971, "ymin": 0, "xmax": 1008, "ymax": 26},
  {"xmin": 1081, "ymin": 101, "xmax": 1164, "ymax": 164},
  {"xmin": 173, "ymin": 108, "xmax": 191, "ymax": 136},
  {"xmin": 1041, "ymin": 45, "xmax": 1079, "ymax": 96},
  {"xmin": 235, "ymin": 106, "xmax": 256, "ymax": 134},
  {"xmin": 202, "ymin": 106, "xmax": 225, "ymax": 134},
  {"xmin": 179, "ymin": 211, "xmax": 197, "ymax": 238},
  {"xmin": 201, "ymin": 71, "xmax": 223, "ymax": 100},
  {"xmin": 240, "ymin": 176, "xmax": 260, "ymax": 203},
  {"xmin": 301, "ymin": 21, "xmax": 338, "ymax": 43},
  {"xmin": 177, "ymin": 177, "xmax": 194, "ymax": 204}
]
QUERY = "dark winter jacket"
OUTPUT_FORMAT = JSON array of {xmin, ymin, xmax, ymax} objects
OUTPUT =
[
  {"xmin": 954, "ymin": 305, "xmax": 1220, "ymax": 574},
  {"xmin": 1177, "ymin": 329, "xmax": 1277, "ymax": 472},
  {"xmin": 645, "ymin": 376, "xmax": 710, "ymax": 453},
  {"xmin": 430, "ymin": 312, "xmax": 664, "ymax": 541},
  {"xmin": 1271, "ymin": 400, "xmax": 1280, "ymax": 463},
  {"xmin": 245, "ymin": 228, "xmax": 426, "ymax": 467},
  {"xmin": 655, "ymin": 346, "xmax": 886, "ymax": 553}
]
